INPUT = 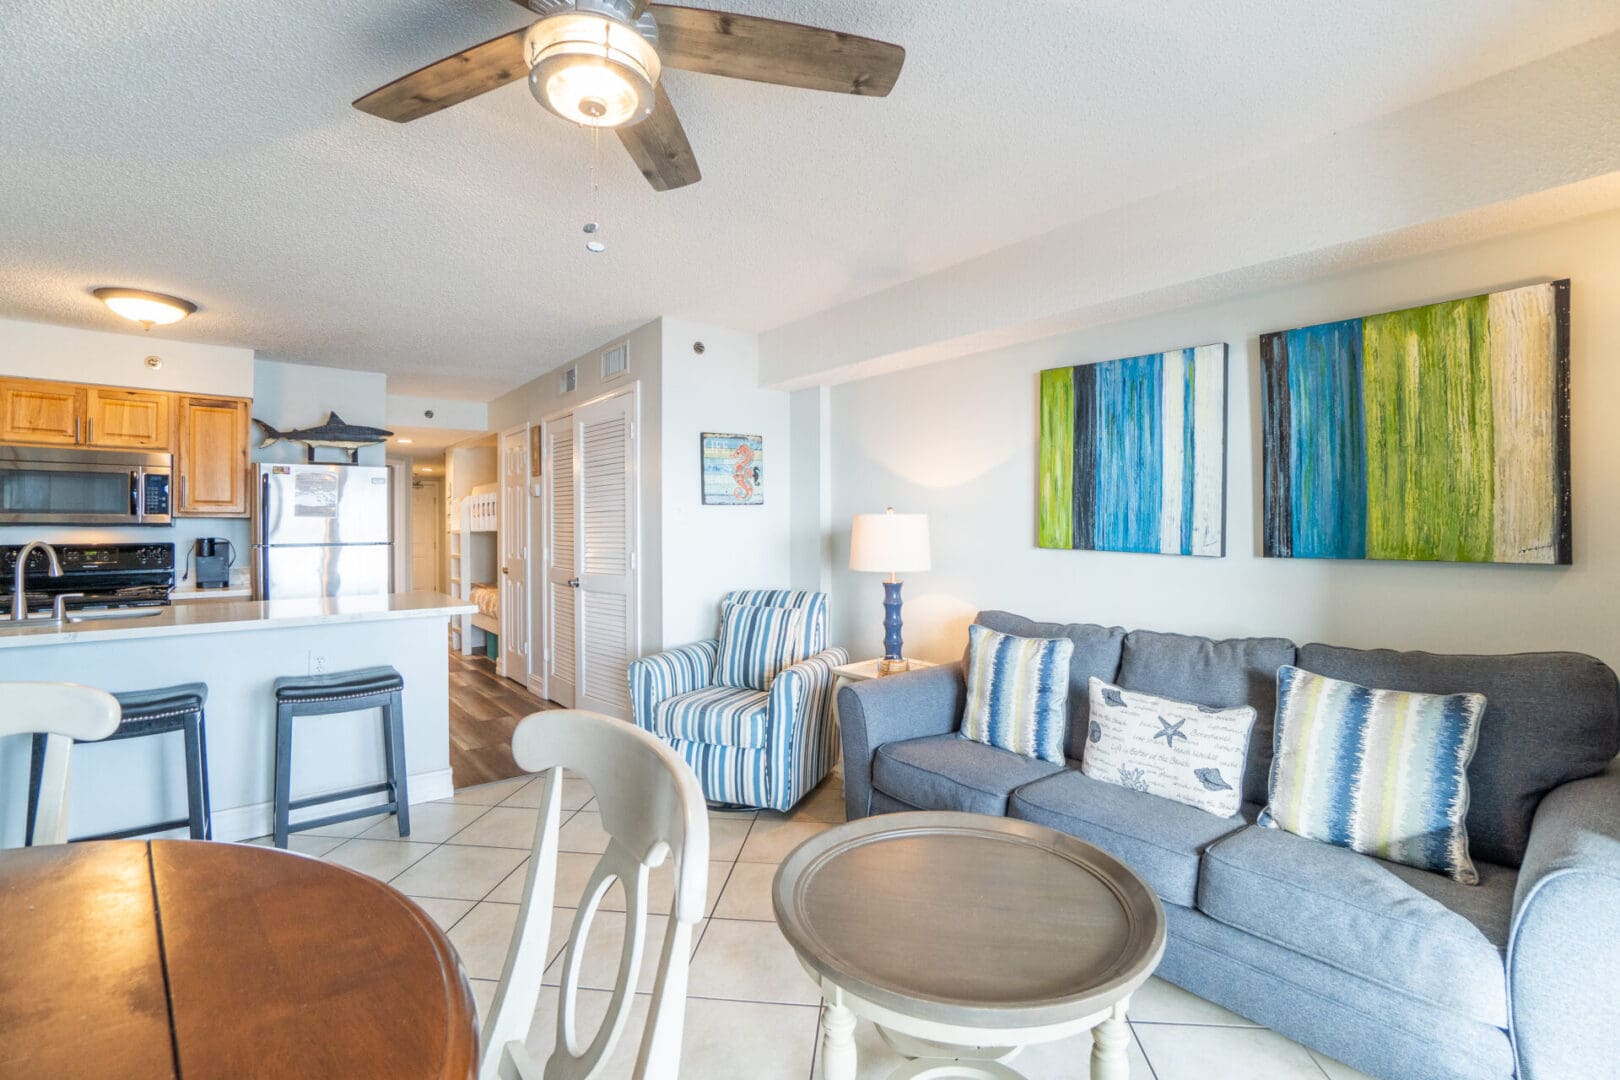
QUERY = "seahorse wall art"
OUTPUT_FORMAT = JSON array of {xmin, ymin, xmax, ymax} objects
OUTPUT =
[{"xmin": 700, "ymin": 432, "xmax": 764, "ymax": 506}]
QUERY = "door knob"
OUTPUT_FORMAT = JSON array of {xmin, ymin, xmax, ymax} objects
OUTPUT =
[
  {"xmin": 502, "ymin": 567, "xmax": 509, "ymax": 574},
  {"xmin": 567, "ymin": 578, "xmax": 580, "ymax": 588}
]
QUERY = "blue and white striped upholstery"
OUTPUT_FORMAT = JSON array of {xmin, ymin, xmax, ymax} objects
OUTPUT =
[
  {"xmin": 629, "ymin": 639, "xmax": 717, "ymax": 730},
  {"xmin": 652, "ymin": 685, "xmax": 770, "ymax": 747},
  {"xmin": 627, "ymin": 590, "xmax": 843, "ymax": 811},
  {"xmin": 723, "ymin": 590, "xmax": 828, "ymax": 655},
  {"xmin": 715, "ymin": 602, "xmax": 807, "ymax": 692}
]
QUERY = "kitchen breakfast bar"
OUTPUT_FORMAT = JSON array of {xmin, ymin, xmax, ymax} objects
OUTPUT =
[{"xmin": 0, "ymin": 592, "xmax": 473, "ymax": 847}]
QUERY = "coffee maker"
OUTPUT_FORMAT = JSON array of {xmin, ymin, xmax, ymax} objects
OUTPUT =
[{"xmin": 193, "ymin": 537, "xmax": 235, "ymax": 589}]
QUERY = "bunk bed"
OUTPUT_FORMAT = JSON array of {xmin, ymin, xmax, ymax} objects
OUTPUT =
[{"xmin": 451, "ymin": 484, "xmax": 499, "ymax": 655}]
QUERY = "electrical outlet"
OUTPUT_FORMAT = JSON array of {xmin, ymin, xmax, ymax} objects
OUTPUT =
[{"xmin": 309, "ymin": 652, "xmax": 329, "ymax": 675}]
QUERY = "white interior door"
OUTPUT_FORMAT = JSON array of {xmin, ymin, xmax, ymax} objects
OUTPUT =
[
  {"xmin": 499, "ymin": 426, "xmax": 531, "ymax": 683},
  {"xmin": 545, "ymin": 415, "xmax": 578, "ymax": 708},
  {"xmin": 409, "ymin": 480, "xmax": 441, "ymax": 590},
  {"xmin": 573, "ymin": 392, "xmax": 638, "ymax": 718}
]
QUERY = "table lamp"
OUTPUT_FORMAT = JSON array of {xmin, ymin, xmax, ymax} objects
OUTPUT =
[{"xmin": 849, "ymin": 508, "xmax": 931, "ymax": 675}]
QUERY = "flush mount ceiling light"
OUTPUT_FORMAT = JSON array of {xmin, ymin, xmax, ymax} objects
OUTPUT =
[
  {"xmin": 525, "ymin": 2, "xmax": 661, "ymax": 128},
  {"xmin": 92, "ymin": 287, "xmax": 197, "ymax": 330}
]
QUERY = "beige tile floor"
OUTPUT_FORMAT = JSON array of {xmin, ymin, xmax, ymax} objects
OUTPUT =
[{"xmin": 249, "ymin": 773, "xmax": 1376, "ymax": 1080}]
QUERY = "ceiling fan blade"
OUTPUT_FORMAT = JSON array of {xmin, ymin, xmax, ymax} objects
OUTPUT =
[
  {"xmin": 617, "ymin": 83, "xmax": 701, "ymax": 191},
  {"xmin": 651, "ymin": 5, "xmax": 904, "ymax": 96},
  {"xmin": 353, "ymin": 26, "xmax": 530, "ymax": 123}
]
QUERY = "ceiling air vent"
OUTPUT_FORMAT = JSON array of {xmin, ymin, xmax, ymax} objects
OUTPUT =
[
  {"xmin": 601, "ymin": 342, "xmax": 629, "ymax": 380},
  {"xmin": 559, "ymin": 365, "xmax": 578, "ymax": 394}
]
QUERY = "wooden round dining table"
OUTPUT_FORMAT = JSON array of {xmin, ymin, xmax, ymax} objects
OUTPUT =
[{"xmin": 0, "ymin": 839, "xmax": 480, "ymax": 1079}]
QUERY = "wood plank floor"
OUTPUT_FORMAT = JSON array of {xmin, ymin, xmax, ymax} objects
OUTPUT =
[{"xmin": 448, "ymin": 650, "xmax": 559, "ymax": 788}]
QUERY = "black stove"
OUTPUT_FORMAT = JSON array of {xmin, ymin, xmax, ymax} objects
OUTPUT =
[{"xmin": 1, "ymin": 543, "xmax": 175, "ymax": 614}]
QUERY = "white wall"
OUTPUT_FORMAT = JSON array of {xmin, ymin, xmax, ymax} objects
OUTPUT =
[
  {"xmin": 0, "ymin": 317, "xmax": 254, "ymax": 396},
  {"xmin": 659, "ymin": 319, "xmax": 794, "ymax": 646},
  {"xmin": 386, "ymin": 394, "xmax": 488, "ymax": 432},
  {"xmin": 790, "ymin": 386, "xmax": 832, "ymax": 593},
  {"xmin": 828, "ymin": 208, "xmax": 1620, "ymax": 673},
  {"xmin": 252, "ymin": 358, "xmax": 389, "ymax": 467}
]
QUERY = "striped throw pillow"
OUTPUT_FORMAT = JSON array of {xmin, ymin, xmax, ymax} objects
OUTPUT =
[
  {"xmin": 960, "ymin": 624, "xmax": 1074, "ymax": 764},
  {"xmin": 714, "ymin": 603, "xmax": 807, "ymax": 692},
  {"xmin": 1259, "ymin": 665, "xmax": 1486, "ymax": 884}
]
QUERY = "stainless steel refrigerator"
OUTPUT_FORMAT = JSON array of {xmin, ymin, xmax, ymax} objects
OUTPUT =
[{"xmin": 253, "ymin": 463, "xmax": 391, "ymax": 600}]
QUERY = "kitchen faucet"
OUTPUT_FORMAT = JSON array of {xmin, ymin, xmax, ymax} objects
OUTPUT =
[{"xmin": 10, "ymin": 540, "xmax": 61, "ymax": 621}]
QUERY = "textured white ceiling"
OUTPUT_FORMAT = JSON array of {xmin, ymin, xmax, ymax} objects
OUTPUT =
[{"xmin": 2, "ymin": 1, "xmax": 1618, "ymax": 399}]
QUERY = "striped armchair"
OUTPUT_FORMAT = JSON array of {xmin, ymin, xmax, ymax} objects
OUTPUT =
[{"xmin": 628, "ymin": 590, "xmax": 847, "ymax": 811}]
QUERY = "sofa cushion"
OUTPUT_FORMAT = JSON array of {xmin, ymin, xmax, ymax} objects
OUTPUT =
[
  {"xmin": 1297, "ymin": 643, "xmax": 1620, "ymax": 867},
  {"xmin": 972, "ymin": 611, "xmax": 1126, "ymax": 761},
  {"xmin": 1007, "ymin": 768, "xmax": 1251, "ymax": 908},
  {"xmin": 1117, "ymin": 630, "xmax": 1297, "ymax": 807},
  {"xmin": 652, "ymin": 686, "xmax": 770, "ymax": 748},
  {"xmin": 1199, "ymin": 825, "xmax": 1512, "ymax": 1027},
  {"xmin": 873, "ymin": 733, "xmax": 1063, "ymax": 816}
]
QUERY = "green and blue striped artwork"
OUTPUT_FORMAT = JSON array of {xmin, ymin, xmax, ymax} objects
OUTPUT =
[
  {"xmin": 1038, "ymin": 344, "xmax": 1227, "ymax": 556},
  {"xmin": 1261, "ymin": 280, "xmax": 1571, "ymax": 564}
]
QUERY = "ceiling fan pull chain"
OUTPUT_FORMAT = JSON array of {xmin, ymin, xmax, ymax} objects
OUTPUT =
[{"xmin": 584, "ymin": 124, "xmax": 606, "ymax": 253}]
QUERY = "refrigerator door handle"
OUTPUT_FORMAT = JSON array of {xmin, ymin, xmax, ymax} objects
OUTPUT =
[{"xmin": 258, "ymin": 471, "xmax": 271, "ymax": 599}]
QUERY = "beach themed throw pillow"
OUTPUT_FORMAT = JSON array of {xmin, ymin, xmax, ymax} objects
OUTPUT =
[
  {"xmin": 1259, "ymin": 665, "xmax": 1486, "ymax": 884},
  {"xmin": 960, "ymin": 624, "xmax": 1074, "ymax": 764},
  {"xmin": 1081, "ymin": 678, "xmax": 1256, "ymax": 818}
]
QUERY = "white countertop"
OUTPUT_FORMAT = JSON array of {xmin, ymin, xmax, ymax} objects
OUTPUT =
[{"xmin": 0, "ymin": 591, "xmax": 474, "ymax": 650}]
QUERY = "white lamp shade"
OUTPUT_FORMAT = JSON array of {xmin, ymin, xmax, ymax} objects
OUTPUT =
[{"xmin": 849, "ymin": 511, "xmax": 931, "ymax": 573}]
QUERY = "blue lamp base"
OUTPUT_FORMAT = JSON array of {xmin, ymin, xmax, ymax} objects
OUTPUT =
[{"xmin": 879, "ymin": 579, "xmax": 908, "ymax": 675}]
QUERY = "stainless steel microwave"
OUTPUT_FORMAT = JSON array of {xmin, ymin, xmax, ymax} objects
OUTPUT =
[{"xmin": 0, "ymin": 446, "xmax": 173, "ymax": 526}]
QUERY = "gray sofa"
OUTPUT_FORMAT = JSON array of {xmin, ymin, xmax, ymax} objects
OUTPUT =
[{"xmin": 836, "ymin": 610, "xmax": 1620, "ymax": 1080}]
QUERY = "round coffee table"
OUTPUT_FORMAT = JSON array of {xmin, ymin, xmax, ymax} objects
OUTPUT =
[{"xmin": 773, "ymin": 812, "xmax": 1165, "ymax": 1080}]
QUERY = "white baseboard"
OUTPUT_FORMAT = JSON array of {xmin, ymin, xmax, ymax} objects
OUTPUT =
[{"xmin": 207, "ymin": 768, "xmax": 455, "ymax": 843}]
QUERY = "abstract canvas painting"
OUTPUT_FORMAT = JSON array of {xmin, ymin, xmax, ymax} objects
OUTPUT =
[
  {"xmin": 1261, "ymin": 279, "xmax": 1570, "ymax": 564},
  {"xmin": 1038, "ymin": 344, "xmax": 1227, "ymax": 556},
  {"xmin": 701, "ymin": 432, "xmax": 763, "ymax": 505}
]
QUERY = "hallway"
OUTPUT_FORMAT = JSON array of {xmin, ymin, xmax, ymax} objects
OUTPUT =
[{"xmin": 447, "ymin": 650, "xmax": 558, "ymax": 788}]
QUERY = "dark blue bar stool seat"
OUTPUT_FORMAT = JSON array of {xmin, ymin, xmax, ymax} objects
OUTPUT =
[
  {"xmin": 273, "ymin": 665, "xmax": 409, "ymax": 849},
  {"xmin": 25, "ymin": 682, "xmax": 212, "ymax": 844}
]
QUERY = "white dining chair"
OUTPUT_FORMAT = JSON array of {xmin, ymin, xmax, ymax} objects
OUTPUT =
[
  {"xmin": 2, "ymin": 682, "xmax": 120, "ymax": 846},
  {"xmin": 480, "ymin": 708, "xmax": 710, "ymax": 1080}
]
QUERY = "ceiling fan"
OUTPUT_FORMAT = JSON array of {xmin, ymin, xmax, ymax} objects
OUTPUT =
[{"xmin": 353, "ymin": 0, "xmax": 906, "ymax": 191}]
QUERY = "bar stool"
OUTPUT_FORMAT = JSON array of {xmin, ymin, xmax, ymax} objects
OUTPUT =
[
  {"xmin": 273, "ymin": 665, "xmax": 410, "ymax": 849},
  {"xmin": 25, "ymin": 683, "xmax": 212, "ymax": 844}
]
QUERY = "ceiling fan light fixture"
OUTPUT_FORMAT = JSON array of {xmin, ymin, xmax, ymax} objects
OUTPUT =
[
  {"xmin": 525, "ymin": 11, "xmax": 660, "ymax": 129},
  {"xmin": 91, "ymin": 287, "xmax": 197, "ymax": 329}
]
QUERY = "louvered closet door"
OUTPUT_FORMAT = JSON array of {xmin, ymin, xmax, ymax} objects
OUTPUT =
[
  {"xmin": 545, "ymin": 416, "xmax": 578, "ymax": 708},
  {"xmin": 573, "ymin": 392, "xmax": 638, "ymax": 718}
]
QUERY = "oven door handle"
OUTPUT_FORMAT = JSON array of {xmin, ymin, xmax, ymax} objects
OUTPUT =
[{"xmin": 131, "ymin": 468, "xmax": 145, "ymax": 523}]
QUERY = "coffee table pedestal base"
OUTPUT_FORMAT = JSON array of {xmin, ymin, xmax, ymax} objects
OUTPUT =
[{"xmin": 818, "ymin": 985, "xmax": 1134, "ymax": 1080}]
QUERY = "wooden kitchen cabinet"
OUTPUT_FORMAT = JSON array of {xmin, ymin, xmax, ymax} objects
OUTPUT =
[
  {"xmin": 0, "ymin": 378, "xmax": 85, "ymax": 445},
  {"xmin": 85, "ymin": 386, "xmax": 171, "ymax": 449},
  {"xmin": 176, "ymin": 395, "xmax": 251, "ymax": 517}
]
